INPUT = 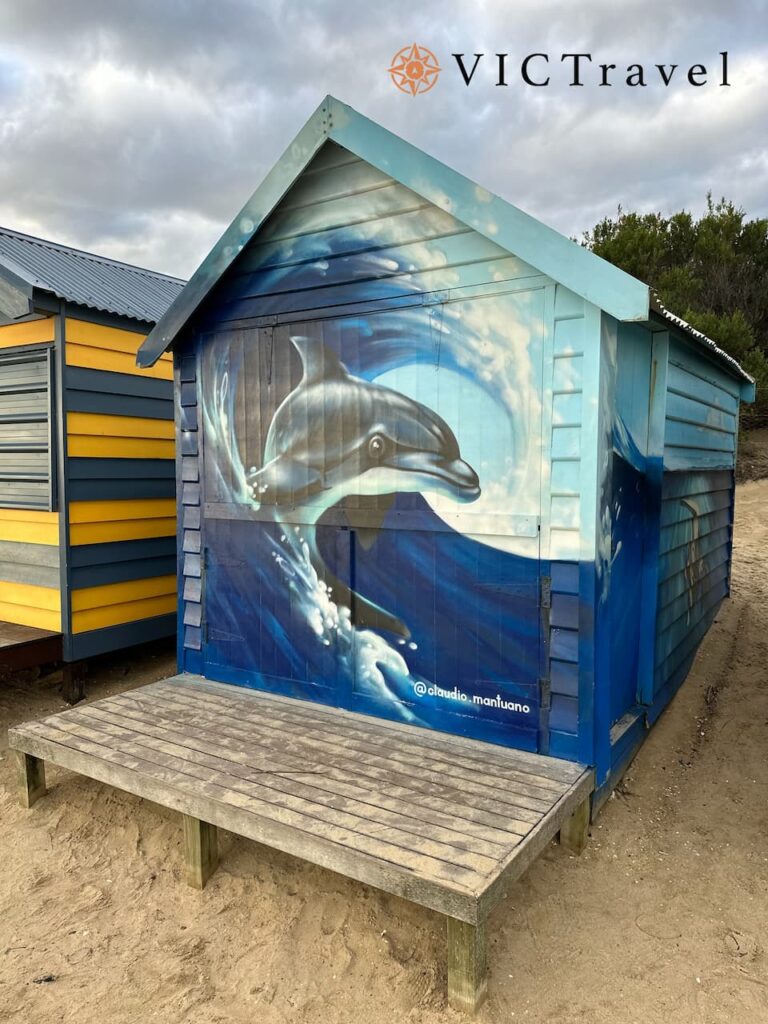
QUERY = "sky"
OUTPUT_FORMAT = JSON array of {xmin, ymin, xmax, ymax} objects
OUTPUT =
[{"xmin": 0, "ymin": 0, "xmax": 766, "ymax": 281}]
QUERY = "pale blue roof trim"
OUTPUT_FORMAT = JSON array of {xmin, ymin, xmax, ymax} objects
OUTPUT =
[{"xmin": 138, "ymin": 94, "xmax": 649, "ymax": 367}]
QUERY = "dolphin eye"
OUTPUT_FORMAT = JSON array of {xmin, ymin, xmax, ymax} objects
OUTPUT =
[{"xmin": 368, "ymin": 434, "xmax": 386, "ymax": 459}]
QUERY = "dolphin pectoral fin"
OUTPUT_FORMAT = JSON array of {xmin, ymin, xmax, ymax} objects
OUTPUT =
[
  {"xmin": 338, "ymin": 494, "xmax": 395, "ymax": 551},
  {"xmin": 248, "ymin": 458, "xmax": 323, "ymax": 504},
  {"xmin": 352, "ymin": 593, "xmax": 411, "ymax": 640},
  {"xmin": 319, "ymin": 562, "xmax": 410, "ymax": 640}
]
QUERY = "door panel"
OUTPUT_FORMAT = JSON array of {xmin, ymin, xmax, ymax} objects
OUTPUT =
[{"xmin": 199, "ymin": 286, "xmax": 545, "ymax": 748}]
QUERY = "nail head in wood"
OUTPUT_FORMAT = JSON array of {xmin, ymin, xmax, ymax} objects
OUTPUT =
[
  {"xmin": 15, "ymin": 750, "xmax": 47, "ymax": 808},
  {"xmin": 559, "ymin": 794, "xmax": 590, "ymax": 854},
  {"xmin": 182, "ymin": 813, "xmax": 219, "ymax": 889},
  {"xmin": 447, "ymin": 916, "xmax": 487, "ymax": 1014}
]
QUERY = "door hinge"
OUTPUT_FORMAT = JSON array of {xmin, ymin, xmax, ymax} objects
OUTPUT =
[{"xmin": 539, "ymin": 575, "xmax": 551, "ymax": 609}]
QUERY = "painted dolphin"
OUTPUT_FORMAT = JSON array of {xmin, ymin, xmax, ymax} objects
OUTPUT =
[{"xmin": 247, "ymin": 336, "xmax": 480, "ymax": 637}]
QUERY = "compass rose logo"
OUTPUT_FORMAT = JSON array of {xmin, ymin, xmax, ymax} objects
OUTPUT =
[{"xmin": 388, "ymin": 43, "xmax": 441, "ymax": 96}]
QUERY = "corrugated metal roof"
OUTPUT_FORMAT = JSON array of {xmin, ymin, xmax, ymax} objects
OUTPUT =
[
  {"xmin": 650, "ymin": 292, "xmax": 754, "ymax": 385},
  {"xmin": 0, "ymin": 226, "xmax": 186, "ymax": 324}
]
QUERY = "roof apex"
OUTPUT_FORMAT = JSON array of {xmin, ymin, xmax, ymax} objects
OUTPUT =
[{"xmin": 137, "ymin": 95, "xmax": 650, "ymax": 367}]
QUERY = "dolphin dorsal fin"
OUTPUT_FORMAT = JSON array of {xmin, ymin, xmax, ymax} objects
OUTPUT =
[{"xmin": 290, "ymin": 335, "xmax": 347, "ymax": 384}]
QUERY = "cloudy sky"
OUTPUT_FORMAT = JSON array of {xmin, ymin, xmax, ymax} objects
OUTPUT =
[{"xmin": 0, "ymin": 0, "xmax": 766, "ymax": 280}]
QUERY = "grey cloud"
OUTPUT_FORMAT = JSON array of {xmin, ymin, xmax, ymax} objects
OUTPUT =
[{"xmin": 0, "ymin": 0, "xmax": 765, "ymax": 278}]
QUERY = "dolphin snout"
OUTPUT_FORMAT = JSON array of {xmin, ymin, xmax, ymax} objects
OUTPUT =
[
  {"xmin": 390, "ymin": 450, "xmax": 480, "ymax": 501},
  {"xmin": 444, "ymin": 457, "xmax": 479, "ymax": 490},
  {"xmin": 440, "ymin": 457, "xmax": 481, "ymax": 501}
]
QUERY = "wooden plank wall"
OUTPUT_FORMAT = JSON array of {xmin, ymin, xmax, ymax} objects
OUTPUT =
[
  {"xmin": 546, "ymin": 286, "xmax": 588, "ymax": 752},
  {"xmin": 63, "ymin": 318, "xmax": 177, "ymax": 656},
  {"xmin": 653, "ymin": 337, "xmax": 740, "ymax": 700},
  {"xmin": 0, "ymin": 317, "xmax": 61, "ymax": 630}
]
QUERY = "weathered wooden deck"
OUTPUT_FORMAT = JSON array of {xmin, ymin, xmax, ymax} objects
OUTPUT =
[
  {"xmin": 9, "ymin": 674, "xmax": 593, "ymax": 1012},
  {"xmin": 0, "ymin": 620, "xmax": 62, "ymax": 671}
]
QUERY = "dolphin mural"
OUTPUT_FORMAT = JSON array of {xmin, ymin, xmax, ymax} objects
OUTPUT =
[{"xmin": 247, "ymin": 335, "xmax": 481, "ymax": 637}]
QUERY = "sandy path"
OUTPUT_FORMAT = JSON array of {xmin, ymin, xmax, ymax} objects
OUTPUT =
[{"xmin": 1, "ymin": 482, "xmax": 766, "ymax": 1023}]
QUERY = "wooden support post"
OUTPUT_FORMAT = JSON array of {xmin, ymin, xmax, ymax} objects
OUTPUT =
[
  {"xmin": 182, "ymin": 813, "xmax": 219, "ymax": 889},
  {"xmin": 560, "ymin": 795, "xmax": 591, "ymax": 854},
  {"xmin": 62, "ymin": 662, "xmax": 84, "ymax": 705},
  {"xmin": 447, "ymin": 917, "xmax": 487, "ymax": 1014},
  {"xmin": 14, "ymin": 750, "xmax": 47, "ymax": 808}
]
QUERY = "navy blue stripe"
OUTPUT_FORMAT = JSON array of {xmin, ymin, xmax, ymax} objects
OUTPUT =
[
  {"xmin": 69, "ymin": 476, "xmax": 175, "ymax": 501},
  {"xmin": 68, "ymin": 457, "xmax": 175, "ymax": 500},
  {"xmin": 67, "ymin": 390, "xmax": 173, "ymax": 420},
  {"xmin": 70, "ymin": 555, "xmax": 177, "ymax": 588},
  {"xmin": 69, "ymin": 535, "xmax": 176, "ymax": 568},
  {"xmin": 65, "ymin": 365, "xmax": 173, "ymax": 400},
  {"xmin": 69, "ymin": 613, "xmax": 176, "ymax": 660},
  {"xmin": 68, "ymin": 457, "xmax": 175, "ymax": 480}
]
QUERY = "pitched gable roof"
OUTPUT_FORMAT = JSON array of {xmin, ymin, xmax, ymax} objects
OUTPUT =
[
  {"xmin": 0, "ymin": 226, "xmax": 185, "ymax": 324},
  {"xmin": 137, "ymin": 95, "xmax": 651, "ymax": 368}
]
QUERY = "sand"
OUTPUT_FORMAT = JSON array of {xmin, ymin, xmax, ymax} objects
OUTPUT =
[{"xmin": 1, "ymin": 481, "xmax": 766, "ymax": 1024}]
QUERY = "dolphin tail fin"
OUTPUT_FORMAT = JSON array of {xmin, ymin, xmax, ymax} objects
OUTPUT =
[{"xmin": 290, "ymin": 335, "xmax": 348, "ymax": 384}]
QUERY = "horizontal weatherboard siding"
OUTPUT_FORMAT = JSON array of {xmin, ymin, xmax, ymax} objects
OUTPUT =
[
  {"xmin": 663, "ymin": 341, "xmax": 740, "ymax": 472},
  {"xmin": 654, "ymin": 468, "xmax": 733, "ymax": 696},
  {"xmin": 69, "ymin": 613, "xmax": 176, "ymax": 660},
  {"xmin": 0, "ymin": 318, "xmax": 55, "ymax": 349},
  {"xmin": 71, "ymin": 574, "xmax": 177, "ymax": 633},
  {"xmin": 67, "ymin": 458, "xmax": 175, "ymax": 501},
  {"xmin": 65, "ymin": 318, "xmax": 173, "ymax": 381},
  {"xmin": 0, "ymin": 507, "xmax": 58, "ymax": 545},
  {"xmin": 69, "ymin": 535, "xmax": 176, "ymax": 588},
  {"xmin": 66, "ymin": 366, "xmax": 173, "ymax": 420},
  {"xmin": 67, "ymin": 411, "xmax": 175, "ymax": 459},
  {"xmin": 203, "ymin": 143, "xmax": 543, "ymax": 327},
  {"xmin": 69, "ymin": 498, "xmax": 176, "ymax": 545},
  {"xmin": 0, "ymin": 579, "xmax": 61, "ymax": 631},
  {"xmin": 0, "ymin": 538, "xmax": 59, "ymax": 587}
]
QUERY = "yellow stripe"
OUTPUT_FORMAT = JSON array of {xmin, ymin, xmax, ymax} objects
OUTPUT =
[
  {"xmin": 0, "ymin": 511, "xmax": 59, "ymax": 545},
  {"xmin": 67, "ymin": 411, "xmax": 175, "ymax": 458},
  {"xmin": 0, "ymin": 508, "xmax": 59, "ymax": 524},
  {"xmin": 67, "ymin": 435, "xmax": 175, "ymax": 458},
  {"xmin": 69, "ymin": 498, "xmax": 176, "ymax": 524},
  {"xmin": 0, "ymin": 318, "xmax": 56, "ymax": 348},
  {"xmin": 0, "ymin": 576, "xmax": 60, "ymax": 627},
  {"xmin": 66, "ymin": 318, "xmax": 167, "ymax": 356},
  {"xmin": 0, "ymin": 580, "xmax": 61, "ymax": 612},
  {"xmin": 69, "ymin": 517, "xmax": 175, "ymax": 545},
  {"xmin": 71, "ymin": 574, "xmax": 176, "ymax": 611},
  {"xmin": 65, "ymin": 319, "xmax": 172, "ymax": 380},
  {"xmin": 66, "ymin": 343, "xmax": 173, "ymax": 380},
  {"xmin": 68, "ymin": 412, "xmax": 175, "ymax": 439},
  {"xmin": 0, "ymin": 602, "xmax": 61, "ymax": 631},
  {"xmin": 72, "ymin": 593, "xmax": 176, "ymax": 632}
]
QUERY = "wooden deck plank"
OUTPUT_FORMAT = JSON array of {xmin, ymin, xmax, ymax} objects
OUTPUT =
[
  {"xmin": 147, "ymin": 685, "xmax": 555, "ymax": 815},
  {"xmin": 104, "ymin": 693, "xmax": 530, "ymax": 842},
  {"xmin": 0, "ymin": 620, "xmax": 59, "ymax": 649},
  {"xmin": 79, "ymin": 702, "xmax": 517, "ymax": 857},
  {"xmin": 169, "ymin": 676, "xmax": 583, "ymax": 783},
  {"xmin": 0, "ymin": 620, "xmax": 62, "ymax": 670},
  {"xmin": 66, "ymin": 692, "xmax": 541, "ymax": 838},
  {"xmin": 57, "ymin": 708, "xmax": 505, "ymax": 874},
  {"xmin": 153, "ymin": 682, "xmax": 565, "ymax": 799},
  {"xmin": 117, "ymin": 689, "xmax": 545, "ymax": 825},
  {"xmin": 10, "ymin": 723, "xmax": 482, "ymax": 922},
  {"xmin": 9, "ymin": 675, "xmax": 594, "ymax": 928},
  {"xmin": 165, "ymin": 676, "xmax": 578, "ymax": 786},
  {"xmin": 18, "ymin": 718, "xmax": 490, "ymax": 889}
]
